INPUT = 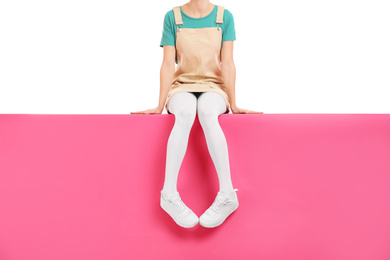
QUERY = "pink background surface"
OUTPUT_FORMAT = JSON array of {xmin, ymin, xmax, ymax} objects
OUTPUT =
[{"xmin": 0, "ymin": 114, "xmax": 390, "ymax": 260}]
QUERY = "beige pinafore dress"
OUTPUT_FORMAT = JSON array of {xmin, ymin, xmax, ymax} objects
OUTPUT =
[{"xmin": 165, "ymin": 5, "xmax": 230, "ymax": 114}]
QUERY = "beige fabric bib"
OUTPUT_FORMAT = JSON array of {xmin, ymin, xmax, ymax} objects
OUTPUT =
[{"xmin": 165, "ymin": 5, "xmax": 230, "ymax": 114}]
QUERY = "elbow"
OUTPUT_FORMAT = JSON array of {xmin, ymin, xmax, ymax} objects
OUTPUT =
[
  {"xmin": 161, "ymin": 61, "xmax": 175, "ymax": 73},
  {"xmin": 221, "ymin": 61, "xmax": 236, "ymax": 72}
]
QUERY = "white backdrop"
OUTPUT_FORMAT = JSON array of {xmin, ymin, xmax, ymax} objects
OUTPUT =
[{"xmin": 0, "ymin": 0, "xmax": 389, "ymax": 114}]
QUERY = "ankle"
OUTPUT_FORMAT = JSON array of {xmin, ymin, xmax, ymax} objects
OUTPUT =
[
  {"xmin": 219, "ymin": 189, "xmax": 237, "ymax": 200},
  {"xmin": 161, "ymin": 189, "xmax": 177, "ymax": 200}
]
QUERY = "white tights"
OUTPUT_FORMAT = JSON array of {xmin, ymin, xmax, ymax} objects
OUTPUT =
[{"xmin": 162, "ymin": 91, "xmax": 235, "ymax": 199}]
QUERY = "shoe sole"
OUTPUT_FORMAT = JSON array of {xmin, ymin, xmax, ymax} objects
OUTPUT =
[
  {"xmin": 160, "ymin": 199, "xmax": 199, "ymax": 228},
  {"xmin": 200, "ymin": 201, "xmax": 239, "ymax": 228}
]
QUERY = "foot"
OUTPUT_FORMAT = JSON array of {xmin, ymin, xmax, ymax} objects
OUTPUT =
[
  {"xmin": 160, "ymin": 191, "xmax": 199, "ymax": 228},
  {"xmin": 199, "ymin": 189, "xmax": 239, "ymax": 228}
]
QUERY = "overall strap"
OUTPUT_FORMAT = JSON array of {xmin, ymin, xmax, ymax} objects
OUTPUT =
[
  {"xmin": 215, "ymin": 6, "xmax": 224, "ymax": 24},
  {"xmin": 173, "ymin": 6, "xmax": 183, "ymax": 25}
]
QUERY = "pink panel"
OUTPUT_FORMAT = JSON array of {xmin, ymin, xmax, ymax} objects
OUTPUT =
[{"xmin": 0, "ymin": 114, "xmax": 390, "ymax": 260}]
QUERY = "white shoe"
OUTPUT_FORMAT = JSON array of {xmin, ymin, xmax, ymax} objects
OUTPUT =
[
  {"xmin": 160, "ymin": 191, "xmax": 199, "ymax": 228},
  {"xmin": 199, "ymin": 189, "xmax": 239, "ymax": 228}
]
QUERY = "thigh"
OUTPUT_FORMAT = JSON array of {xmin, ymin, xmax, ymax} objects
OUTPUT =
[
  {"xmin": 168, "ymin": 92, "xmax": 198, "ymax": 115},
  {"xmin": 197, "ymin": 92, "xmax": 226, "ymax": 116}
]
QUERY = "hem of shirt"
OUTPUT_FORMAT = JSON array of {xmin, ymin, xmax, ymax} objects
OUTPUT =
[
  {"xmin": 160, "ymin": 44, "xmax": 176, "ymax": 47},
  {"xmin": 222, "ymin": 39, "xmax": 236, "ymax": 43}
]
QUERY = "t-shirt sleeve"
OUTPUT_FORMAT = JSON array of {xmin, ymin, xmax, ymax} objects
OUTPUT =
[
  {"xmin": 222, "ymin": 9, "xmax": 236, "ymax": 42},
  {"xmin": 160, "ymin": 11, "xmax": 176, "ymax": 47}
]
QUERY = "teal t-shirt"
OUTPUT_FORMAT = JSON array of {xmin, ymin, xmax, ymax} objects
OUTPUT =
[{"xmin": 160, "ymin": 5, "xmax": 236, "ymax": 51}]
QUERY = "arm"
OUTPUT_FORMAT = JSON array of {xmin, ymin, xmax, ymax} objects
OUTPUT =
[
  {"xmin": 131, "ymin": 45, "xmax": 175, "ymax": 114},
  {"xmin": 157, "ymin": 46, "xmax": 176, "ymax": 112},
  {"xmin": 221, "ymin": 41, "xmax": 263, "ymax": 114},
  {"xmin": 220, "ymin": 41, "xmax": 237, "ymax": 111}
]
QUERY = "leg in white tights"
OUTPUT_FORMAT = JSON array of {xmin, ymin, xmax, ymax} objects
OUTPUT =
[
  {"xmin": 197, "ymin": 92, "xmax": 235, "ymax": 200},
  {"xmin": 161, "ymin": 92, "xmax": 197, "ymax": 199},
  {"xmin": 162, "ymin": 91, "xmax": 235, "ymax": 200}
]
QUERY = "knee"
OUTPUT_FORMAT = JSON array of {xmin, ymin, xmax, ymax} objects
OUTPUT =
[
  {"xmin": 197, "ymin": 92, "xmax": 225, "ymax": 129},
  {"xmin": 198, "ymin": 107, "xmax": 219, "ymax": 130},
  {"xmin": 174, "ymin": 107, "xmax": 197, "ymax": 129}
]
